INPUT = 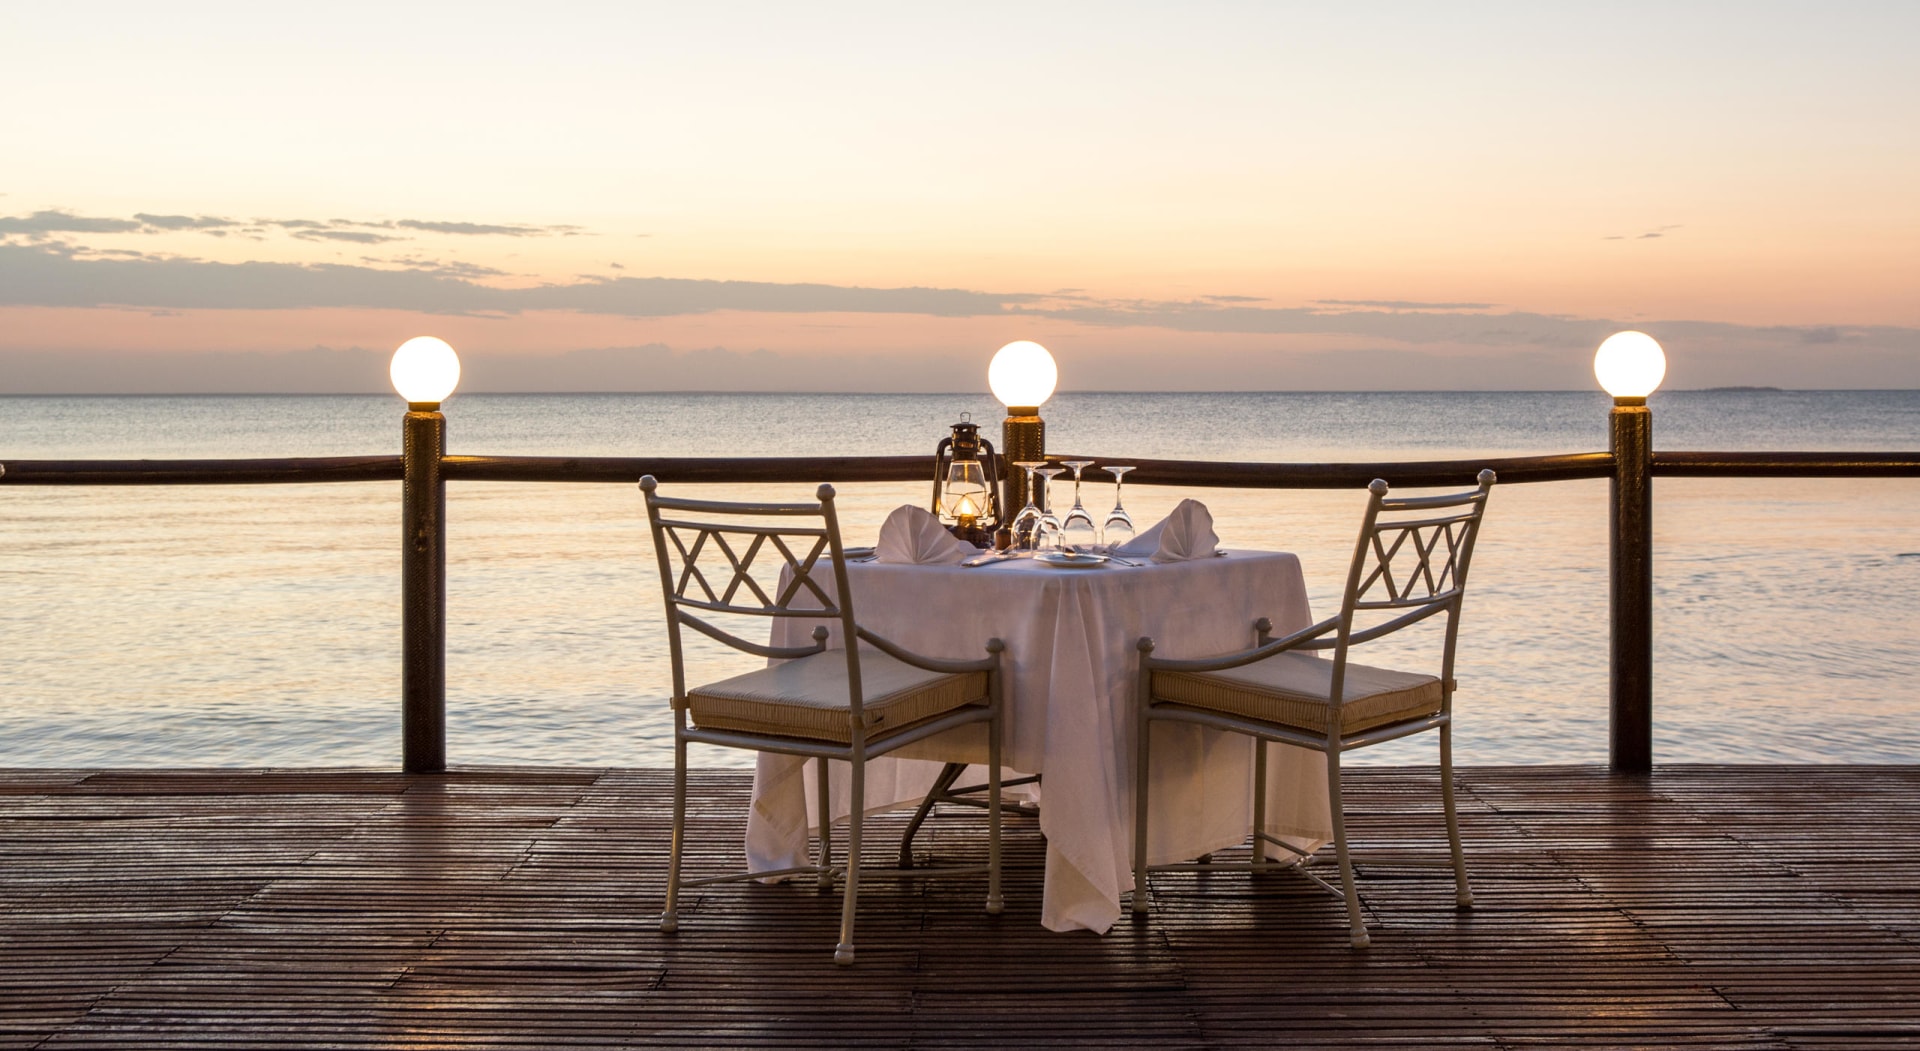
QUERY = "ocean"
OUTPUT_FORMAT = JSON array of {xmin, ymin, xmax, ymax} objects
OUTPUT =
[{"xmin": 3, "ymin": 390, "xmax": 1917, "ymax": 769}]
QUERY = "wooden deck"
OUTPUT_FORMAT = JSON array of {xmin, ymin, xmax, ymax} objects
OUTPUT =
[{"xmin": 3, "ymin": 765, "xmax": 1918, "ymax": 1049}]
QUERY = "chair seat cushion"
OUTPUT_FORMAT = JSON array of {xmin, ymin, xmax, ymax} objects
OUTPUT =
[
  {"xmin": 688, "ymin": 649, "xmax": 988, "ymax": 744},
  {"xmin": 1153, "ymin": 651, "xmax": 1442, "ymax": 736}
]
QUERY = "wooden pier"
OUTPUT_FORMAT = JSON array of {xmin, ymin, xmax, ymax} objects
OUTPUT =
[{"xmin": 4, "ymin": 765, "xmax": 1918, "ymax": 1048}]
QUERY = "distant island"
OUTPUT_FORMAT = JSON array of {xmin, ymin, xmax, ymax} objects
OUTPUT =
[{"xmin": 1694, "ymin": 385, "xmax": 1784, "ymax": 392}]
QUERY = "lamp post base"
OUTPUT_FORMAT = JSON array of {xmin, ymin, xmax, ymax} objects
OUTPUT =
[
  {"xmin": 1001, "ymin": 410, "xmax": 1044, "ymax": 516},
  {"xmin": 402, "ymin": 409, "xmax": 447, "ymax": 774},
  {"xmin": 1609, "ymin": 401, "xmax": 1653, "ymax": 772}
]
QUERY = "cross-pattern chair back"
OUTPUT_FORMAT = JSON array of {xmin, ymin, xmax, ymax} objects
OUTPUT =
[
  {"xmin": 1331, "ymin": 469, "xmax": 1497, "ymax": 693},
  {"xmin": 640, "ymin": 476, "xmax": 862, "ymax": 713}
]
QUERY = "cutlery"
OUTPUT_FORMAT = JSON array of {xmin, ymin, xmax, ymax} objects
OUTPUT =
[
  {"xmin": 1090, "ymin": 551, "xmax": 1223, "ymax": 565},
  {"xmin": 961, "ymin": 552, "xmax": 1021, "ymax": 568}
]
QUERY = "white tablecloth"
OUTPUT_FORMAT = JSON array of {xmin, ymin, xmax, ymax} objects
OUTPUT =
[{"xmin": 746, "ymin": 550, "xmax": 1333, "ymax": 934}]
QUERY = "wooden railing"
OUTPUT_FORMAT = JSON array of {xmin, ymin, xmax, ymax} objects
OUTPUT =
[
  {"xmin": 9, "ymin": 449, "xmax": 1916, "ymax": 488},
  {"xmin": 4, "ymin": 448, "xmax": 1917, "ymax": 773}
]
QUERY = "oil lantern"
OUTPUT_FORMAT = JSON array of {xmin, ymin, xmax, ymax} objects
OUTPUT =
[{"xmin": 931, "ymin": 413, "xmax": 1003, "ymax": 548}]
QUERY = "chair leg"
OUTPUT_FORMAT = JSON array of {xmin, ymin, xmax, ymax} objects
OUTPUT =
[
  {"xmin": 660, "ymin": 736, "xmax": 687, "ymax": 933},
  {"xmin": 1440, "ymin": 723, "xmax": 1473, "ymax": 908},
  {"xmin": 835, "ymin": 759, "xmax": 864, "ymax": 965},
  {"xmin": 897, "ymin": 762, "xmax": 966, "ymax": 869},
  {"xmin": 816, "ymin": 758, "xmax": 835, "ymax": 893},
  {"xmin": 986, "ymin": 709, "xmax": 1004, "ymax": 915},
  {"xmin": 1251, "ymin": 739, "xmax": 1270, "ymax": 869},
  {"xmin": 1326, "ymin": 748, "xmax": 1370, "ymax": 948},
  {"xmin": 1132, "ymin": 709, "xmax": 1152, "ymax": 916}
]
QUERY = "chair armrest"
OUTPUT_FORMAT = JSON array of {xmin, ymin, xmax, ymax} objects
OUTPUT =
[
  {"xmin": 683, "ymin": 613, "xmax": 829, "ymax": 660},
  {"xmin": 1345, "ymin": 599, "xmax": 1450, "ymax": 645},
  {"xmin": 856, "ymin": 626, "xmax": 1003, "ymax": 673},
  {"xmin": 1294, "ymin": 599, "xmax": 1452, "ymax": 650},
  {"xmin": 1139, "ymin": 615, "xmax": 1342, "ymax": 673}
]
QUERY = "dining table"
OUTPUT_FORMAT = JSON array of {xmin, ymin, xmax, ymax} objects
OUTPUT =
[{"xmin": 745, "ymin": 548, "xmax": 1335, "ymax": 934}]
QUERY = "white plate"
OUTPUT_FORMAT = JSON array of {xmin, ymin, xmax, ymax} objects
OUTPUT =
[{"xmin": 1034, "ymin": 551, "xmax": 1110, "ymax": 569}]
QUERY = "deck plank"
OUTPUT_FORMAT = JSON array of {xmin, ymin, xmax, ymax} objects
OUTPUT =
[{"xmin": 1, "ymin": 765, "xmax": 1917, "ymax": 1048}]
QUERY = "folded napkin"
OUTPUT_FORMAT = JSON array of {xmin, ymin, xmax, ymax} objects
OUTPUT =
[
  {"xmin": 874, "ymin": 505, "xmax": 977, "ymax": 564},
  {"xmin": 1111, "ymin": 498, "xmax": 1219, "ymax": 563}
]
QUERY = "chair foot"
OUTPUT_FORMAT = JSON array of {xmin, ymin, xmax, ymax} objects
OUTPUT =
[
  {"xmin": 1130, "ymin": 890, "xmax": 1149, "ymax": 916},
  {"xmin": 659, "ymin": 910, "xmax": 678, "ymax": 934},
  {"xmin": 833, "ymin": 943, "xmax": 857, "ymax": 966},
  {"xmin": 985, "ymin": 894, "xmax": 1004, "ymax": 916},
  {"xmin": 1456, "ymin": 891, "xmax": 1475, "ymax": 909},
  {"xmin": 1349, "ymin": 927, "xmax": 1371, "ymax": 949},
  {"xmin": 816, "ymin": 872, "xmax": 833, "ymax": 893}
]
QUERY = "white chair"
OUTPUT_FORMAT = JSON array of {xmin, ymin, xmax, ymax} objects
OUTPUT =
[
  {"xmin": 642, "ymin": 476, "xmax": 1005, "ymax": 965},
  {"xmin": 1132, "ymin": 470, "xmax": 1495, "ymax": 947}
]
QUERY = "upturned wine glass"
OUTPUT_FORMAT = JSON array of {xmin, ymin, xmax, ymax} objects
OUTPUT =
[
  {"xmin": 1060, "ymin": 460, "xmax": 1099, "ymax": 550},
  {"xmin": 1102, "ymin": 466, "xmax": 1136, "ymax": 547},
  {"xmin": 1010, "ymin": 461, "xmax": 1046, "ymax": 551},
  {"xmin": 1034, "ymin": 466, "xmax": 1067, "ymax": 552}
]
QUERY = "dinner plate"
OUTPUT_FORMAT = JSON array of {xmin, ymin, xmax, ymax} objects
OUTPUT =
[{"xmin": 1034, "ymin": 551, "xmax": 1110, "ymax": 569}]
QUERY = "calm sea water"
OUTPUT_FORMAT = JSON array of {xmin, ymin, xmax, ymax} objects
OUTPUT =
[{"xmin": 3, "ymin": 390, "xmax": 1918, "ymax": 768}]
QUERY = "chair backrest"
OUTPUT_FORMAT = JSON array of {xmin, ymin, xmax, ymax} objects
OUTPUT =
[
  {"xmin": 640, "ymin": 476, "xmax": 862, "ymax": 711},
  {"xmin": 1330, "ymin": 469, "xmax": 1496, "ymax": 697}
]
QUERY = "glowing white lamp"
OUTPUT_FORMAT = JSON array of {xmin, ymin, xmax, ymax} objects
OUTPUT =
[
  {"xmin": 1593, "ymin": 331, "xmax": 1666, "ymax": 402},
  {"xmin": 988, "ymin": 340, "xmax": 1059, "ymax": 411},
  {"xmin": 390, "ymin": 336, "xmax": 462, "ymax": 408}
]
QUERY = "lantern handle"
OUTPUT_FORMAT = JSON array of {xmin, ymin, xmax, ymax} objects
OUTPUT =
[
  {"xmin": 931, "ymin": 435, "xmax": 955, "ymax": 516},
  {"xmin": 978, "ymin": 436, "xmax": 1003, "ymax": 526}
]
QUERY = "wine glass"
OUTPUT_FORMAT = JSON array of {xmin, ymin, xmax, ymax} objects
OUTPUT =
[
  {"xmin": 1010, "ymin": 461, "xmax": 1045, "ymax": 552},
  {"xmin": 1034, "ymin": 466, "xmax": 1067, "ymax": 553},
  {"xmin": 1060, "ymin": 460, "xmax": 1099, "ymax": 550},
  {"xmin": 1102, "ymin": 466, "xmax": 1136, "ymax": 548}
]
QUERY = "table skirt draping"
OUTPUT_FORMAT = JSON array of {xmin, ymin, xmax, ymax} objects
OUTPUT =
[{"xmin": 745, "ymin": 551, "xmax": 1333, "ymax": 934}]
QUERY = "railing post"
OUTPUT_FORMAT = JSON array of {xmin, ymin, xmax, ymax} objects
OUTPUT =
[
  {"xmin": 1608, "ymin": 400, "xmax": 1653, "ymax": 771},
  {"xmin": 401, "ymin": 409, "xmax": 446, "ymax": 773}
]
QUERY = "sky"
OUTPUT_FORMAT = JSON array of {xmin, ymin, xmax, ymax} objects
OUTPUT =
[{"xmin": 2, "ymin": 1, "xmax": 1916, "ymax": 393}]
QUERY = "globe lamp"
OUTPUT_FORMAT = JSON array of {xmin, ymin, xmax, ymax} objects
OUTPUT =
[
  {"xmin": 988, "ymin": 340, "xmax": 1058, "ymax": 414},
  {"xmin": 390, "ymin": 336, "xmax": 462, "ymax": 409},
  {"xmin": 1594, "ymin": 331, "xmax": 1665, "ymax": 404}
]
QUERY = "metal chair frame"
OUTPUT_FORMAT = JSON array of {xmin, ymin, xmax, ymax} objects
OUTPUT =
[
  {"xmin": 1132, "ymin": 470, "xmax": 1496, "ymax": 947},
  {"xmin": 896, "ymin": 763, "xmax": 1039, "ymax": 868},
  {"xmin": 642, "ymin": 476, "xmax": 1005, "ymax": 965}
]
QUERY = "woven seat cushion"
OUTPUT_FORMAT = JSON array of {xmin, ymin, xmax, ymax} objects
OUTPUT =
[
  {"xmin": 1153, "ymin": 650, "xmax": 1442, "ymax": 736},
  {"xmin": 688, "ymin": 649, "xmax": 988, "ymax": 744}
]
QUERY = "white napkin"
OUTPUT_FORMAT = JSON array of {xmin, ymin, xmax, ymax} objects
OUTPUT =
[
  {"xmin": 874, "ymin": 505, "xmax": 976, "ymax": 564},
  {"xmin": 1111, "ymin": 498, "xmax": 1219, "ymax": 562}
]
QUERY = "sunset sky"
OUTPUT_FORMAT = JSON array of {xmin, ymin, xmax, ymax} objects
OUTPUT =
[{"xmin": 3, "ymin": 2, "xmax": 1916, "ymax": 392}]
